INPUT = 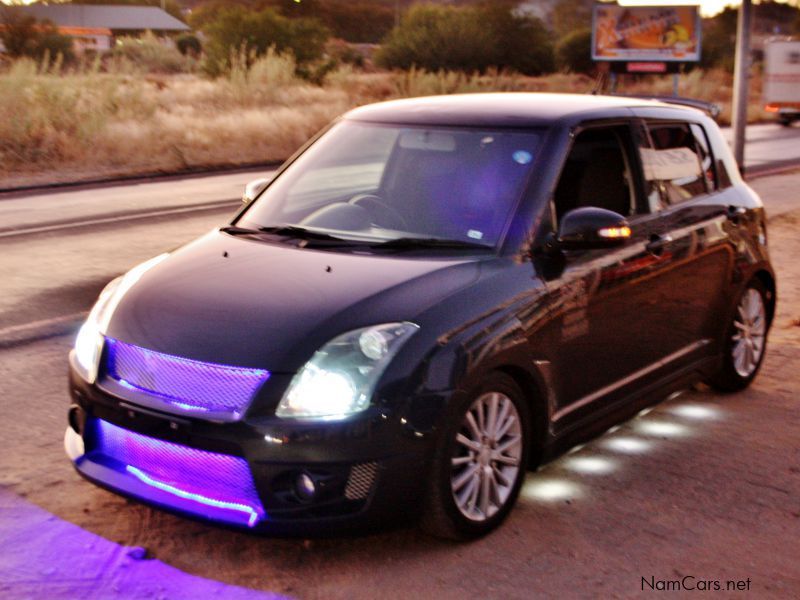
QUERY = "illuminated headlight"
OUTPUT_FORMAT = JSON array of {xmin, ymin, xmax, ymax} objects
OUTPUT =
[
  {"xmin": 73, "ymin": 253, "xmax": 168, "ymax": 383},
  {"xmin": 276, "ymin": 322, "xmax": 419, "ymax": 420}
]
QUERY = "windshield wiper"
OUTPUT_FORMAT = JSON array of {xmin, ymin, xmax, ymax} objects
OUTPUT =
[
  {"xmin": 372, "ymin": 237, "xmax": 494, "ymax": 251},
  {"xmin": 222, "ymin": 224, "xmax": 368, "ymax": 246},
  {"xmin": 255, "ymin": 225, "xmax": 352, "ymax": 242},
  {"xmin": 220, "ymin": 225, "xmax": 261, "ymax": 236}
]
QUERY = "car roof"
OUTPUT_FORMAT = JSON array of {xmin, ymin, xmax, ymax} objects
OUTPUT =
[{"xmin": 344, "ymin": 92, "xmax": 685, "ymax": 128}]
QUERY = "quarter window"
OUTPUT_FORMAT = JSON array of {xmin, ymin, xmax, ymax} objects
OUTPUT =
[{"xmin": 689, "ymin": 123, "xmax": 717, "ymax": 192}]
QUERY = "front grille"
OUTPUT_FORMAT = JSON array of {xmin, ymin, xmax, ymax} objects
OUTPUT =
[
  {"xmin": 92, "ymin": 419, "xmax": 266, "ymax": 527},
  {"xmin": 344, "ymin": 462, "xmax": 377, "ymax": 500},
  {"xmin": 105, "ymin": 338, "xmax": 269, "ymax": 417}
]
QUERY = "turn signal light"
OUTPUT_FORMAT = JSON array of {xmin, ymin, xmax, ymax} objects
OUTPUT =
[{"xmin": 598, "ymin": 226, "xmax": 632, "ymax": 239}]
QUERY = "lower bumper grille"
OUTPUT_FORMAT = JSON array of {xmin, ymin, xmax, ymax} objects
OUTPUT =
[
  {"xmin": 344, "ymin": 462, "xmax": 377, "ymax": 500},
  {"xmin": 87, "ymin": 419, "xmax": 266, "ymax": 527}
]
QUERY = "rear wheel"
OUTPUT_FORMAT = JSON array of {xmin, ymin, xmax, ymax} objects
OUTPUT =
[
  {"xmin": 708, "ymin": 279, "xmax": 769, "ymax": 392},
  {"xmin": 422, "ymin": 373, "xmax": 531, "ymax": 540}
]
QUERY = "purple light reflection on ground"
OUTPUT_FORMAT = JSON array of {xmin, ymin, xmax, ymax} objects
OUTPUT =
[{"xmin": 0, "ymin": 487, "xmax": 284, "ymax": 599}]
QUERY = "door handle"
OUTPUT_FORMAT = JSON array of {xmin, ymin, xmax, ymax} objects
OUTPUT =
[{"xmin": 646, "ymin": 233, "xmax": 673, "ymax": 255}]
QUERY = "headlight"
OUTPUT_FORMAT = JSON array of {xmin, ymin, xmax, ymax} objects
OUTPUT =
[
  {"xmin": 276, "ymin": 322, "xmax": 419, "ymax": 421},
  {"xmin": 73, "ymin": 253, "xmax": 168, "ymax": 383}
]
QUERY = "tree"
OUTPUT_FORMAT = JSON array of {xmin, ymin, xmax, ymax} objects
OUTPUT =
[
  {"xmin": 0, "ymin": 9, "xmax": 39, "ymax": 57},
  {"xmin": 700, "ymin": 7, "xmax": 738, "ymax": 71},
  {"xmin": 190, "ymin": 0, "xmax": 396, "ymax": 43},
  {"xmin": 0, "ymin": 8, "xmax": 74, "ymax": 63},
  {"xmin": 376, "ymin": 4, "xmax": 496, "ymax": 72},
  {"xmin": 556, "ymin": 28, "xmax": 594, "ymax": 75},
  {"xmin": 200, "ymin": 6, "xmax": 329, "ymax": 75},
  {"xmin": 376, "ymin": 3, "xmax": 555, "ymax": 75},
  {"xmin": 551, "ymin": 0, "xmax": 594, "ymax": 40},
  {"xmin": 315, "ymin": 2, "xmax": 395, "ymax": 44},
  {"xmin": 479, "ymin": 2, "xmax": 554, "ymax": 76},
  {"xmin": 175, "ymin": 33, "xmax": 202, "ymax": 57}
]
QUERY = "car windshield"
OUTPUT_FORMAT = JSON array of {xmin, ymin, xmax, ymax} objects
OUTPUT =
[{"xmin": 237, "ymin": 121, "xmax": 543, "ymax": 249}]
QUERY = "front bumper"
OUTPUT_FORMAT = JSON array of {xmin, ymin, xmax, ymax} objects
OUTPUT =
[{"xmin": 67, "ymin": 361, "xmax": 438, "ymax": 535}]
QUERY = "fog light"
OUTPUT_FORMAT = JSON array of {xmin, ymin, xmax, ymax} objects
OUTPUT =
[{"xmin": 295, "ymin": 472, "xmax": 316, "ymax": 501}]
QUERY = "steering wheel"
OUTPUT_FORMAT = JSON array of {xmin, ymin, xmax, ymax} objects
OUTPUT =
[{"xmin": 348, "ymin": 194, "xmax": 409, "ymax": 231}]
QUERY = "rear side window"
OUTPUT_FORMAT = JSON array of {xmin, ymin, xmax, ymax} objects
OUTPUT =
[{"xmin": 643, "ymin": 123, "xmax": 708, "ymax": 205}]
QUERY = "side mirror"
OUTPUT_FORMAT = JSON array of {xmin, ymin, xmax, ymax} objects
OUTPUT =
[
  {"xmin": 557, "ymin": 207, "xmax": 631, "ymax": 250},
  {"xmin": 242, "ymin": 177, "xmax": 271, "ymax": 203}
]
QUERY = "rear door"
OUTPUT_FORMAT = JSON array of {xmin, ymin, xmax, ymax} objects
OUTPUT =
[{"xmin": 635, "ymin": 119, "xmax": 736, "ymax": 360}]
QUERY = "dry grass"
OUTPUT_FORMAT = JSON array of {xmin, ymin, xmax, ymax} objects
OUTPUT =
[{"xmin": 0, "ymin": 57, "xmax": 770, "ymax": 188}]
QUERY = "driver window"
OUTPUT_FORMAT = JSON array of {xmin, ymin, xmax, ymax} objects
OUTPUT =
[{"xmin": 553, "ymin": 127, "xmax": 637, "ymax": 223}]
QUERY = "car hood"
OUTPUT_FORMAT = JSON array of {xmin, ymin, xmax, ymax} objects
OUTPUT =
[{"xmin": 104, "ymin": 230, "xmax": 484, "ymax": 372}]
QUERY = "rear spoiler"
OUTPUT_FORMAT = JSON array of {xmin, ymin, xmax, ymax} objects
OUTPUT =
[{"xmin": 611, "ymin": 94, "xmax": 722, "ymax": 120}]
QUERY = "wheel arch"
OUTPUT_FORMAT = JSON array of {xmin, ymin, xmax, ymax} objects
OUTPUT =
[
  {"xmin": 752, "ymin": 269, "xmax": 776, "ymax": 325},
  {"xmin": 493, "ymin": 364, "xmax": 549, "ymax": 468}
]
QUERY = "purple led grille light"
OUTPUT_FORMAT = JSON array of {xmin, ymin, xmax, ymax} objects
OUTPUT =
[
  {"xmin": 105, "ymin": 338, "xmax": 270, "ymax": 416},
  {"xmin": 93, "ymin": 419, "xmax": 266, "ymax": 527}
]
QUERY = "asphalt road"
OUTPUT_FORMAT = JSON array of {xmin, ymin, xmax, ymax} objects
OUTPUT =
[{"xmin": 721, "ymin": 122, "xmax": 800, "ymax": 173}]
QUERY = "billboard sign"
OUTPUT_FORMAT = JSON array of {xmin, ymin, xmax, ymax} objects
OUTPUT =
[{"xmin": 592, "ymin": 5, "xmax": 701, "ymax": 63}]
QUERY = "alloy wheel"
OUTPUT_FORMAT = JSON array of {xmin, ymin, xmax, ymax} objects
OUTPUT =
[
  {"xmin": 450, "ymin": 392, "xmax": 523, "ymax": 522},
  {"xmin": 732, "ymin": 288, "xmax": 767, "ymax": 378}
]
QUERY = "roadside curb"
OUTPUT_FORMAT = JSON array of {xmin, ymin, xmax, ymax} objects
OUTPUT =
[
  {"xmin": 745, "ymin": 160, "xmax": 800, "ymax": 180},
  {"xmin": 0, "ymin": 313, "xmax": 86, "ymax": 350},
  {"xmin": 0, "ymin": 161, "xmax": 282, "ymax": 199},
  {"xmin": 0, "ymin": 198, "xmax": 239, "ymax": 240}
]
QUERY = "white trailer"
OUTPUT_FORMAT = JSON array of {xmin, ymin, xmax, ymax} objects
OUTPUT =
[{"xmin": 763, "ymin": 40, "xmax": 800, "ymax": 126}]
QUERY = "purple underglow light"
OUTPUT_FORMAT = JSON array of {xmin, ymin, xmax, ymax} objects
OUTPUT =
[
  {"xmin": 126, "ymin": 466, "xmax": 262, "ymax": 527},
  {"xmin": 93, "ymin": 419, "xmax": 266, "ymax": 528},
  {"xmin": 105, "ymin": 338, "xmax": 270, "ymax": 415}
]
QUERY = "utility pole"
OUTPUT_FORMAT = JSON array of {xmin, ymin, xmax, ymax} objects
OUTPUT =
[
  {"xmin": 395, "ymin": 0, "xmax": 401, "ymax": 29},
  {"xmin": 731, "ymin": 0, "xmax": 753, "ymax": 172}
]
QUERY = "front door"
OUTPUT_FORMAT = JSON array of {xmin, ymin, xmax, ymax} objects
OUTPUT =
[{"xmin": 532, "ymin": 123, "xmax": 688, "ymax": 429}]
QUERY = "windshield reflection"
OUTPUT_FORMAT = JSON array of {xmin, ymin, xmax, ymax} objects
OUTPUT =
[{"xmin": 237, "ymin": 121, "xmax": 542, "ymax": 249}]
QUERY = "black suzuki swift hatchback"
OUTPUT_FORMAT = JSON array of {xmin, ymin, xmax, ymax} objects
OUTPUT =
[{"xmin": 66, "ymin": 93, "xmax": 775, "ymax": 539}]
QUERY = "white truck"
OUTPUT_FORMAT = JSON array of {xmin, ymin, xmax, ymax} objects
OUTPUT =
[{"xmin": 763, "ymin": 40, "xmax": 800, "ymax": 127}]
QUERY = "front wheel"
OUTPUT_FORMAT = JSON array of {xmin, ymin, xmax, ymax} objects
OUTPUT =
[
  {"xmin": 422, "ymin": 373, "xmax": 531, "ymax": 540},
  {"xmin": 708, "ymin": 279, "xmax": 769, "ymax": 392}
]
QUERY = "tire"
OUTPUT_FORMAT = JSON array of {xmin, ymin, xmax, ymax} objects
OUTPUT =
[
  {"xmin": 421, "ymin": 372, "xmax": 531, "ymax": 540},
  {"xmin": 708, "ymin": 279, "xmax": 769, "ymax": 392}
]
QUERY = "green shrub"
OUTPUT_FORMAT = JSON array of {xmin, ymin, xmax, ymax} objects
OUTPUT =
[
  {"xmin": 556, "ymin": 28, "xmax": 594, "ymax": 75},
  {"xmin": 376, "ymin": 5, "xmax": 495, "ymax": 73},
  {"xmin": 112, "ymin": 32, "xmax": 195, "ymax": 74},
  {"xmin": 175, "ymin": 33, "xmax": 202, "ymax": 57},
  {"xmin": 376, "ymin": 4, "xmax": 554, "ymax": 76},
  {"xmin": 0, "ymin": 9, "xmax": 74, "ymax": 64},
  {"xmin": 201, "ymin": 6, "xmax": 329, "ymax": 76},
  {"xmin": 480, "ymin": 3, "xmax": 555, "ymax": 76}
]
